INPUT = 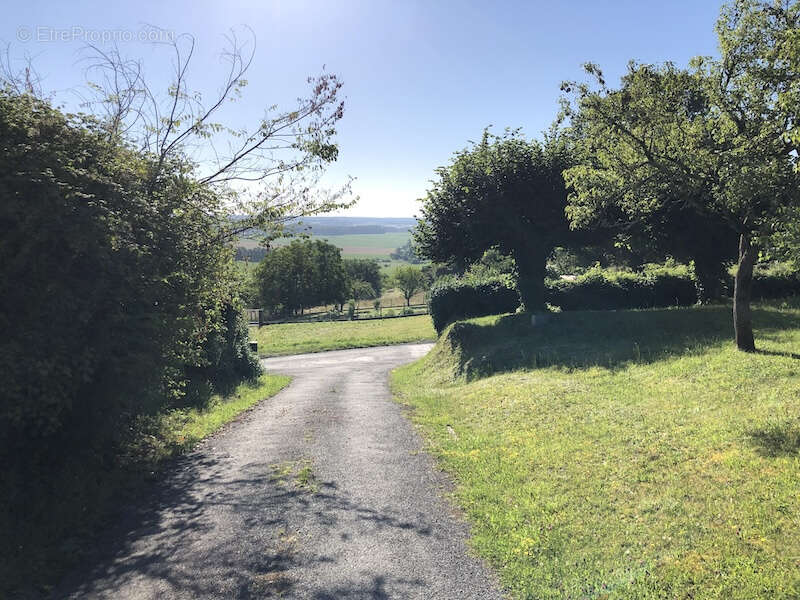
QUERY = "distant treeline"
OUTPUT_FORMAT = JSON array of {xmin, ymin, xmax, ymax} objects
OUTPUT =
[{"xmin": 230, "ymin": 215, "xmax": 416, "ymax": 238}]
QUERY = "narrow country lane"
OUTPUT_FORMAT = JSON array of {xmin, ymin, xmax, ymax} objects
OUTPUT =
[{"xmin": 57, "ymin": 343, "xmax": 504, "ymax": 599}]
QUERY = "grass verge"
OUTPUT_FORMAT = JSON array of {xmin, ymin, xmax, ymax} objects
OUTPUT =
[
  {"xmin": 3, "ymin": 373, "xmax": 290, "ymax": 599},
  {"xmin": 126, "ymin": 373, "xmax": 291, "ymax": 461},
  {"xmin": 251, "ymin": 314, "xmax": 435, "ymax": 356},
  {"xmin": 392, "ymin": 301, "xmax": 800, "ymax": 599}
]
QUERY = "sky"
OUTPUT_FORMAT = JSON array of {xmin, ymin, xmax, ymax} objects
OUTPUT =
[{"xmin": 2, "ymin": 0, "xmax": 724, "ymax": 218}]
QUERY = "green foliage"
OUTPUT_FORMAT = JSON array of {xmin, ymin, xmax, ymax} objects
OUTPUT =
[
  {"xmin": 0, "ymin": 90, "xmax": 247, "ymax": 447},
  {"xmin": 343, "ymin": 257, "xmax": 382, "ymax": 298},
  {"xmin": 390, "ymin": 240, "xmax": 424, "ymax": 263},
  {"xmin": 394, "ymin": 265, "xmax": 426, "ymax": 306},
  {"xmin": 414, "ymin": 129, "xmax": 577, "ymax": 310},
  {"xmin": 428, "ymin": 276, "xmax": 521, "ymax": 333},
  {"xmin": 561, "ymin": 1, "xmax": 800, "ymax": 346},
  {"xmin": 0, "ymin": 90, "xmax": 266, "ymax": 595},
  {"xmin": 193, "ymin": 304, "xmax": 263, "ymax": 396},
  {"xmin": 547, "ymin": 266, "xmax": 697, "ymax": 311},
  {"xmin": 751, "ymin": 262, "xmax": 800, "ymax": 300},
  {"xmin": 255, "ymin": 238, "xmax": 347, "ymax": 315}
]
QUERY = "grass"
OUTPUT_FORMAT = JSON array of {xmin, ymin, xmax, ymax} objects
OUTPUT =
[
  {"xmin": 251, "ymin": 314, "xmax": 435, "ymax": 356},
  {"xmin": 3, "ymin": 373, "xmax": 290, "ymax": 598},
  {"xmin": 268, "ymin": 232, "xmax": 411, "ymax": 258},
  {"xmin": 134, "ymin": 374, "xmax": 292, "ymax": 458},
  {"xmin": 391, "ymin": 301, "xmax": 800, "ymax": 599}
]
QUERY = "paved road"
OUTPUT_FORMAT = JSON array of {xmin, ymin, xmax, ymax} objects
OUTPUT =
[{"xmin": 58, "ymin": 343, "xmax": 504, "ymax": 599}]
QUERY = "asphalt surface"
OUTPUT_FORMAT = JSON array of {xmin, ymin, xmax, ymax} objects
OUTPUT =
[{"xmin": 57, "ymin": 343, "xmax": 504, "ymax": 599}]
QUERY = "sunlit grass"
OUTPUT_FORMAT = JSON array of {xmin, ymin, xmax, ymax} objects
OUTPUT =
[
  {"xmin": 392, "ymin": 301, "xmax": 800, "ymax": 599},
  {"xmin": 251, "ymin": 314, "xmax": 435, "ymax": 356}
]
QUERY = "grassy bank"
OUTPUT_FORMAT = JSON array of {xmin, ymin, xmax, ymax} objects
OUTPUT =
[
  {"xmin": 392, "ymin": 302, "xmax": 800, "ymax": 599},
  {"xmin": 4, "ymin": 374, "xmax": 290, "ymax": 598},
  {"xmin": 127, "ymin": 374, "xmax": 291, "ymax": 461},
  {"xmin": 251, "ymin": 314, "xmax": 436, "ymax": 356}
]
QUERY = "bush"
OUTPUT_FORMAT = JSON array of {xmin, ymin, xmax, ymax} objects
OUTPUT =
[
  {"xmin": 192, "ymin": 303, "xmax": 262, "ymax": 397},
  {"xmin": 546, "ymin": 267, "xmax": 696, "ymax": 311},
  {"xmin": 429, "ymin": 276, "xmax": 521, "ymax": 333},
  {"xmin": 751, "ymin": 263, "xmax": 800, "ymax": 299}
]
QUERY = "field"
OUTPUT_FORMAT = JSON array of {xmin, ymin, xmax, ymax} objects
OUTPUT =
[
  {"xmin": 392, "ymin": 302, "xmax": 800, "ymax": 599},
  {"xmin": 240, "ymin": 231, "xmax": 411, "ymax": 258},
  {"xmin": 251, "ymin": 314, "xmax": 435, "ymax": 356}
]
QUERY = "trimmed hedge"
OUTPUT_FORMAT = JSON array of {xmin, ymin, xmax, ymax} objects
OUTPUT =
[
  {"xmin": 429, "ymin": 263, "xmax": 800, "ymax": 334},
  {"xmin": 546, "ymin": 268, "xmax": 697, "ymax": 311},
  {"xmin": 751, "ymin": 264, "xmax": 800, "ymax": 299},
  {"xmin": 429, "ymin": 277, "xmax": 520, "ymax": 333}
]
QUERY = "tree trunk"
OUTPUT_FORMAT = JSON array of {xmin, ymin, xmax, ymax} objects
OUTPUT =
[
  {"xmin": 733, "ymin": 234, "xmax": 756, "ymax": 352},
  {"xmin": 514, "ymin": 246, "xmax": 547, "ymax": 312}
]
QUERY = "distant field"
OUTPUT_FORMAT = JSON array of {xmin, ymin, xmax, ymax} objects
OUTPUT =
[{"xmin": 238, "ymin": 232, "xmax": 411, "ymax": 258}]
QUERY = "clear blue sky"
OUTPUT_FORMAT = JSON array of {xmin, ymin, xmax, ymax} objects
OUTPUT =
[{"xmin": 3, "ymin": 0, "xmax": 723, "ymax": 217}]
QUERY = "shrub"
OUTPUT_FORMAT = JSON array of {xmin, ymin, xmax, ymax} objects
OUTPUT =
[
  {"xmin": 546, "ymin": 267, "xmax": 696, "ymax": 311},
  {"xmin": 429, "ymin": 276, "xmax": 521, "ymax": 333},
  {"xmin": 192, "ymin": 303, "xmax": 262, "ymax": 397},
  {"xmin": 751, "ymin": 263, "xmax": 800, "ymax": 299}
]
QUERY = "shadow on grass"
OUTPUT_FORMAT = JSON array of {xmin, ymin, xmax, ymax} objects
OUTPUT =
[
  {"xmin": 441, "ymin": 304, "xmax": 800, "ymax": 380},
  {"xmin": 755, "ymin": 349, "xmax": 800, "ymax": 360},
  {"xmin": 748, "ymin": 420, "xmax": 800, "ymax": 457}
]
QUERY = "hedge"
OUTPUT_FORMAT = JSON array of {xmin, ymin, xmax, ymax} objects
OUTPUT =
[
  {"xmin": 546, "ymin": 268, "xmax": 697, "ymax": 311},
  {"xmin": 751, "ymin": 264, "xmax": 800, "ymax": 299},
  {"xmin": 429, "ymin": 276, "xmax": 520, "ymax": 333},
  {"xmin": 429, "ymin": 263, "xmax": 800, "ymax": 334}
]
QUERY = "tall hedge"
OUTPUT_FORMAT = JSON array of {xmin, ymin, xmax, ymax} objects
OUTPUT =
[{"xmin": 0, "ymin": 90, "xmax": 261, "ymax": 579}]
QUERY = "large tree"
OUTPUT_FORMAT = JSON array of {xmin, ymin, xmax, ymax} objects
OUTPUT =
[
  {"xmin": 255, "ymin": 239, "xmax": 347, "ymax": 315},
  {"xmin": 562, "ymin": 9, "xmax": 799, "ymax": 351},
  {"xmin": 414, "ymin": 129, "xmax": 575, "ymax": 311}
]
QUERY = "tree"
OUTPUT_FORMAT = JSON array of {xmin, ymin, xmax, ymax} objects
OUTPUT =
[
  {"xmin": 414, "ymin": 129, "xmax": 577, "ymax": 311},
  {"xmin": 561, "ymin": 23, "xmax": 799, "ymax": 350},
  {"xmin": 394, "ymin": 265, "xmax": 425, "ymax": 306},
  {"xmin": 560, "ymin": 67, "xmax": 740, "ymax": 303},
  {"xmin": 343, "ymin": 258, "xmax": 382, "ymax": 297},
  {"xmin": 390, "ymin": 240, "xmax": 424, "ymax": 263},
  {"xmin": 348, "ymin": 280, "xmax": 376, "ymax": 306},
  {"xmin": 3, "ymin": 32, "xmax": 354, "ymax": 244},
  {"xmin": 255, "ymin": 239, "xmax": 347, "ymax": 315}
]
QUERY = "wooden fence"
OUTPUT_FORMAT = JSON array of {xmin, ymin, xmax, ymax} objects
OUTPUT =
[{"xmin": 247, "ymin": 303, "xmax": 429, "ymax": 326}]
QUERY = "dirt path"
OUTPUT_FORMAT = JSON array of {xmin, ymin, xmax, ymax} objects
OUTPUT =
[{"xmin": 58, "ymin": 343, "xmax": 503, "ymax": 599}]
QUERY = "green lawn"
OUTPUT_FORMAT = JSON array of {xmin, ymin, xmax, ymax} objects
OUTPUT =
[
  {"xmin": 391, "ymin": 302, "xmax": 800, "ymax": 599},
  {"xmin": 251, "ymin": 314, "xmax": 435, "ymax": 356}
]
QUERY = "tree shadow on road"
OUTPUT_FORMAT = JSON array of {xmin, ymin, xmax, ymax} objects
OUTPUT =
[{"xmin": 55, "ymin": 450, "xmax": 432, "ymax": 599}]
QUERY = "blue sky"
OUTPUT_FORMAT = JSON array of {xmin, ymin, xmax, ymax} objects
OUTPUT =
[{"xmin": 3, "ymin": 0, "xmax": 723, "ymax": 217}]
